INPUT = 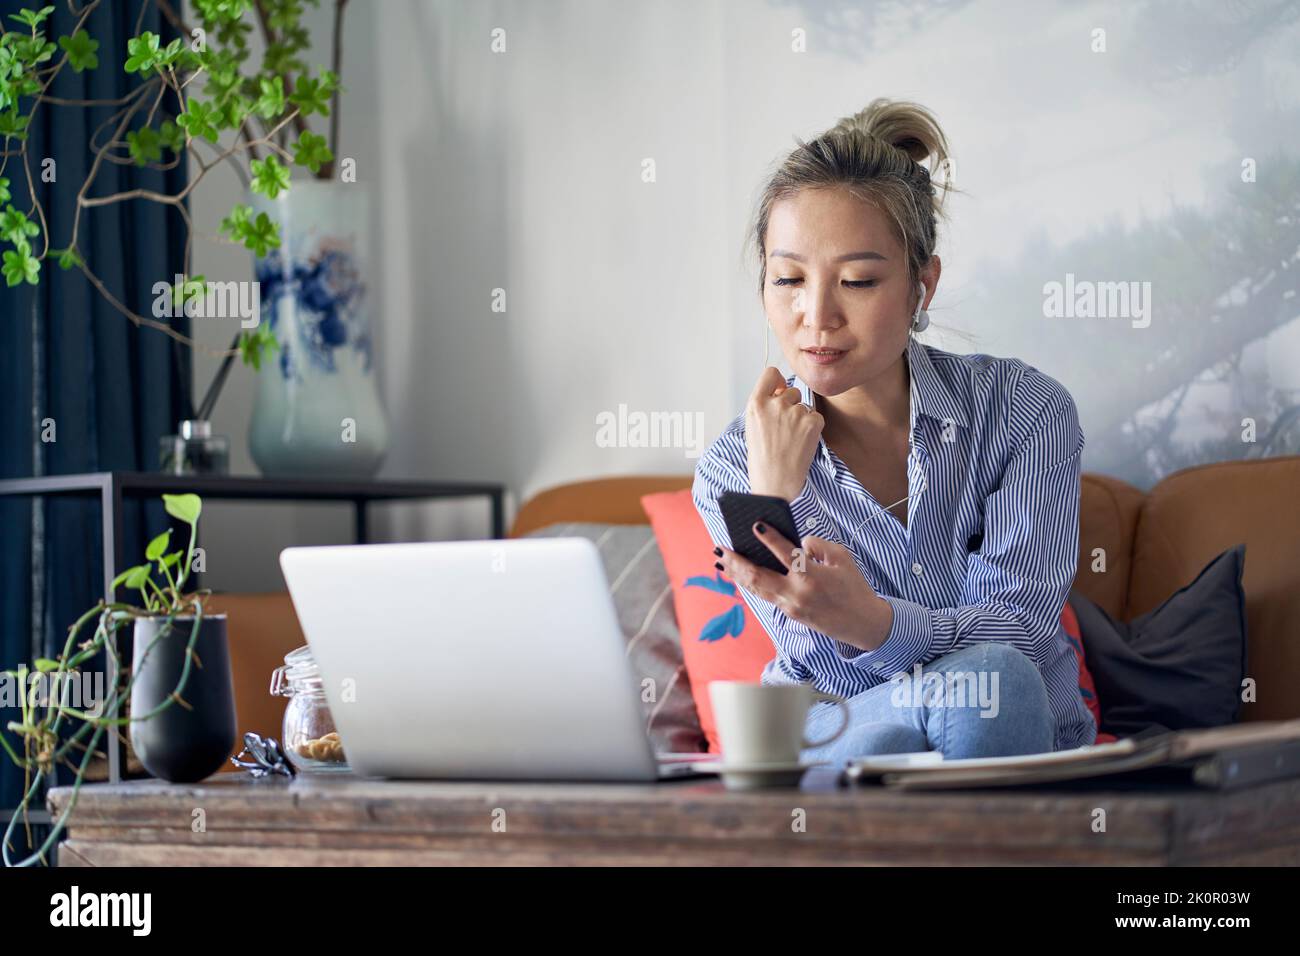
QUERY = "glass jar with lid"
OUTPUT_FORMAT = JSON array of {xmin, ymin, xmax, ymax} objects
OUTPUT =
[
  {"xmin": 269, "ymin": 644, "xmax": 349, "ymax": 773},
  {"xmin": 159, "ymin": 419, "xmax": 230, "ymax": 475}
]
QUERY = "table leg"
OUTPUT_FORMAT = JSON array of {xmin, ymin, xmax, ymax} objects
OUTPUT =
[
  {"xmin": 101, "ymin": 477, "xmax": 123, "ymax": 785},
  {"xmin": 353, "ymin": 500, "xmax": 368, "ymax": 544},
  {"xmin": 491, "ymin": 489, "xmax": 505, "ymax": 539}
]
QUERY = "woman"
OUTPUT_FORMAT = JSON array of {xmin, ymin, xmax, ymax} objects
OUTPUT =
[{"xmin": 693, "ymin": 98, "xmax": 1097, "ymax": 763}]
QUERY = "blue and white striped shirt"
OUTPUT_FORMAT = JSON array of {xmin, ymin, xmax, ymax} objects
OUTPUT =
[{"xmin": 692, "ymin": 336, "xmax": 1097, "ymax": 752}]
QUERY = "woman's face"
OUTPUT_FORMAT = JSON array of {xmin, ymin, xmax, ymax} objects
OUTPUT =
[{"xmin": 762, "ymin": 186, "xmax": 938, "ymax": 397}]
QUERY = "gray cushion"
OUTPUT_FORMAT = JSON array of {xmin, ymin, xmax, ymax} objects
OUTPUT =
[
  {"xmin": 524, "ymin": 523, "xmax": 706, "ymax": 753},
  {"xmin": 1070, "ymin": 544, "xmax": 1249, "ymax": 738}
]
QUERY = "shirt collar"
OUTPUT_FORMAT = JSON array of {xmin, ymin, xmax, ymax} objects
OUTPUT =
[{"xmin": 792, "ymin": 336, "xmax": 969, "ymax": 436}]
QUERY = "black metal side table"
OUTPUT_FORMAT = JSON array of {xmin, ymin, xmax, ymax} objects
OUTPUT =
[{"xmin": 0, "ymin": 471, "xmax": 507, "ymax": 815}]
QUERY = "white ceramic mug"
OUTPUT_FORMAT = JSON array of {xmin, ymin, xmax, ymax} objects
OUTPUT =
[{"xmin": 709, "ymin": 681, "xmax": 850, "ymax": 765}]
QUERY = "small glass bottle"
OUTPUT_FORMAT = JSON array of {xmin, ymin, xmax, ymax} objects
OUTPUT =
[
  {"xmin": 269, "ymin": 645, "xmax": 349, "ymax": 773},
  {"xmin": 159, "ymin": 419, "xmax": 230, "ymax": 475}
]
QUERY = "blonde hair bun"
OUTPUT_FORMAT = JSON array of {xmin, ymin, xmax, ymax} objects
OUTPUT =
[{"xmin": 833, "ymin": 98, "xmax": 950, "ymax": 172}]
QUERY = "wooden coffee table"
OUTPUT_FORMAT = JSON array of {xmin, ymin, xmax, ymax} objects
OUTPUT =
[{"xmin": 46, "ymin": 771, "xmax": 1300, "ymax": 866}]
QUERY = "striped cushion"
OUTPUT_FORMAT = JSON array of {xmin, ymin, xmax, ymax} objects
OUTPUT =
[{"xmin": 524, "ymin": 523, "xmax": 707, "ymax": 753}]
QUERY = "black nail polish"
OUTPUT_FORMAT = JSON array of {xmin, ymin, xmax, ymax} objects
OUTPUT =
[
  {"xmin": 756, "ymin": 522, "xmax": 766, "ymax": 533},
  {"xmin": 713, "ymin": 546, "xmax": 722, "ymax": 556},
  {"xmin": 714, "ymin": 562, "xmax": 724, "ymax": 571}
]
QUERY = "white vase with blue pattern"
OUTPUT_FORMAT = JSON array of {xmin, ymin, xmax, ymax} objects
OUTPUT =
[{"xmin": 247, "ymin": 181, "xmax": 389, "ymax": 478}]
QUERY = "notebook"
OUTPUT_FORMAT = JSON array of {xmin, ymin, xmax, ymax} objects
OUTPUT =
[{"xmin": 842, "ymin": 719, "xmax": 1300, "ymax": 790}]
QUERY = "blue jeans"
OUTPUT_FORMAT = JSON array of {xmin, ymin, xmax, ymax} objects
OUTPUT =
[{"xmin": 800, "ymin": 642, "xmax": 1056, "ymax": 766}]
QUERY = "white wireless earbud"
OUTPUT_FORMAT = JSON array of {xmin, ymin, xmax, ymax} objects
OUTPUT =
[{"xmin": 911, "ymin": 283, "xmax": 930, "ymax": 333}]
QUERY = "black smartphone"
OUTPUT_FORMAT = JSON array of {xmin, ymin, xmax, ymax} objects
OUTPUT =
[{"xmin": 718, "ymin": 491, "xmax": 802, "ymax": 575}]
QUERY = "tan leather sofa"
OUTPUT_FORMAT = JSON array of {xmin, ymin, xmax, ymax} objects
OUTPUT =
[
  {"xmin": 215, "ymin": 456, "xmax": 1300, "ymax": 765},
  {"xmin": 509, "ymin": 458, "xmax": 1300, "ymax": 725}
]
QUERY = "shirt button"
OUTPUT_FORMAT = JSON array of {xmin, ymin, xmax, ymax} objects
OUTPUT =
[{"xmin": 911, "ymin": 562, "xmax": 924, "ymax": 576}]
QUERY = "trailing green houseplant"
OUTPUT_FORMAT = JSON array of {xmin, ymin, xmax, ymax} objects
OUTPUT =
[
  {"xmin": 0, "ymin": 0, "xmax": 351, "ymax": 375},
  {"xmin": 0, "ymin": 493, "xmax": 221, "ymax": 867}
]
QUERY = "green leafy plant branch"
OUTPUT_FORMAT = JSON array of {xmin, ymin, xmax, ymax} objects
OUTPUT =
[
  {"xmin": 0, "ymin": 0, "xmax": 349, "ymax": 367},
  {"xmin": 1, "ymin": 493, "xmax": 212, "ymax": 867}
]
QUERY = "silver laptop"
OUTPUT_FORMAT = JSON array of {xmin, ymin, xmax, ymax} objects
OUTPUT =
[{"xmin": 279, "ymin": 538, "xmax": 715, "ymax": 781}]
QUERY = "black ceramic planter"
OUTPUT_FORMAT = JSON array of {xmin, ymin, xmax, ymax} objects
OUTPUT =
[{"xmin": 129, "ymin": 613, "xmax": 236, "ymax": 783}]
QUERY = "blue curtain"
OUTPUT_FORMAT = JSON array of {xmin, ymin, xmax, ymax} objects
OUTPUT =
[{"xmin": 1, "ymin": 0, "xmax": 191, "ymax": 848}]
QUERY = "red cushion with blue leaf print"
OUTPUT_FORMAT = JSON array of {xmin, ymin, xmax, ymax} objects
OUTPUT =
[{"xmin": 641, "ymin": 490, "xmax": 780, "ymax": 754}]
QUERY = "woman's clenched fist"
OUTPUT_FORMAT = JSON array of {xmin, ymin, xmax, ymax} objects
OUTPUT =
[{"xmin": 745, "ymin": 366, "xmax": 825, "ymax": 501}]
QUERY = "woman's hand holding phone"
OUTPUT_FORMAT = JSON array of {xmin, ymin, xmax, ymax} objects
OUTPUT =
[
  {"xmin": 745, "ymin": 367, "xmax": 824, "ymax": 501},
  {"xmin": 714, "ymin": 522, "xmax": 892, "ymax": 653}
]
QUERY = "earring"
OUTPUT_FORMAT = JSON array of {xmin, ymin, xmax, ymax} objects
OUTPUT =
[{"xmin": 911, "ymin": 283, "xmax": 930, "ymax": 333}]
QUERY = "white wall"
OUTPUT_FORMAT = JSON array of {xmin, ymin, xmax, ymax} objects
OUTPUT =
[
  {"xmin": 369, "ymin": 0, "xmax": 1300, "ymax": 493},
  {"xmin": 369, "ymin": 0, "xmax": 738, "ymax": 534}
]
